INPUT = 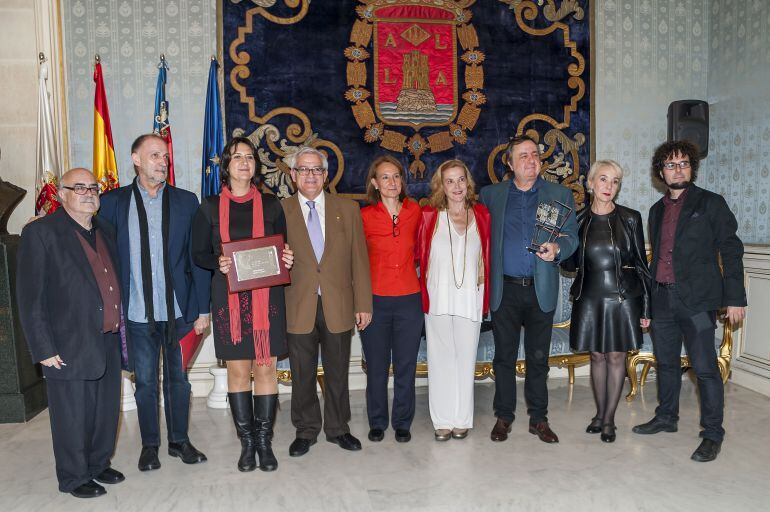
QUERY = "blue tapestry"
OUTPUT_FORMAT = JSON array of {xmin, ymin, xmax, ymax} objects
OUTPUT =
[{"xmin": 221, "ymin": 0, "xmax": 590, "ymax": 207}]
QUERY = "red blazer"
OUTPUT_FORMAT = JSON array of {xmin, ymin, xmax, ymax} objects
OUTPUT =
[{"xmin": 416, "ymin": 203, "xmax": 491, "ymax": 315}]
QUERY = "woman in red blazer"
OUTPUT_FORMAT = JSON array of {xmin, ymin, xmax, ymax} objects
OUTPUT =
[
  {"xmin": 360, "ymin": 155, "xmax": 423, "ymax": 444},
  {"xmin": 417, "ymin": 159, "xmax": 490, "ymax": 441}
]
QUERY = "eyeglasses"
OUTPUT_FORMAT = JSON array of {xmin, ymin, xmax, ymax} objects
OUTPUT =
[
  {"xmin": 663, "ymin": 161, "xmax": 691, "ymax": 170},
  {"xmin": 231, "ymin": 153, "xmax": 255, "ymax": 162},
  {"xmin": 293, "ymin": 166, "xmax": 326, "ymax": 176},
  {"xmin": 392, "ymin": 214, "xmax": 400, "ymax": 237},
  {"xmin": 62, "ymin": 184, "xmax": 100, "ymax": 195}
]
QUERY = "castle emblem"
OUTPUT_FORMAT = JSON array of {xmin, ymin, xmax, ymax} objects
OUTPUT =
[{"xmin": 346, "ymin": 0, "xmax": 484, "ymax": 178}]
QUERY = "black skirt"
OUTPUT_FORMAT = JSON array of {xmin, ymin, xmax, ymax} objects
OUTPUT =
[
  {"xmin": 570, "ymin": 294, "xmax": 643, "ymax": 352},
  {"xmin": 211, "ymin": 286, "xmax": 287, "ymax": 360}
]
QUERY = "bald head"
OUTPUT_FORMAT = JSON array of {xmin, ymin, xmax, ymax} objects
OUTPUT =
[
  {"xmin": 61, "ymin": 167, "xmax": 96, "ymax": 186},
  {"xmin": 58, "ymin": 168, "xmax": 100, "ymax": 223}
]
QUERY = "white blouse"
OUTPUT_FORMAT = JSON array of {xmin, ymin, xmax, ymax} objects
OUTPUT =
[{"xmin": 426, "ymin": 211, "xmax": 484, "ymax": 322}]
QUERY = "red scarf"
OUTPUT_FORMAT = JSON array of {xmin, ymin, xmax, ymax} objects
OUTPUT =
[{"xmin": 219, "ymin": 185, "xmax": 271, "ymax": 365}]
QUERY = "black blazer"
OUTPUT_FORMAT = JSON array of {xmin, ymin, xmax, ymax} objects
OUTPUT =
[
  {"xmin": 566, "ymin": 204, "xmax": 651, "ymax": 318},
  {"xmin": 649, "ymin": 184, "xmax": 747, "ymax": 312},
  {"xmin": 16, "ymin": 209, "xmax": 123, "ymax": 381}
]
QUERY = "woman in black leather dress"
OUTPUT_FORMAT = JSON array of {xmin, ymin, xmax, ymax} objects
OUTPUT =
[{"xmin": 569, "ymin": 160, "xmax": 651, "ymax": 442}]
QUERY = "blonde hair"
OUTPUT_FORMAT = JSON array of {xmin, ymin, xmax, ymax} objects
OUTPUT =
[
  {"xmin": 428, "ymin": 159, "xmax": 478, "ymax": 209},
  {"xmin": 586, "ymin": 159, "xmax": 624, "ymax": 193}
]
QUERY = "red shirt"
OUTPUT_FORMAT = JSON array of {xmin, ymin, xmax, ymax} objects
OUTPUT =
[
  {"xmin": 655, "ymin": 187, "xmax": 690, "ymax": 283},
  {"xmin": 361, "ymin": 198, "xmax": 421, "ymax": 296}
]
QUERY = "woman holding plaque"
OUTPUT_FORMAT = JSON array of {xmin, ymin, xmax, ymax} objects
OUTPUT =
[
  {"xmin": 417, "ymin": 159, "xmax": 490, "ymax": 441},
  {"xmin": 360, "ymin": 155, "xmax": 422, "ymax": 444},
  {"xmin": 567, "ymin": 160, "xmax": 650, "ymax": 443},
  {"xmin": 192, "ymin": 136, "xmax": 293, "ymax": 472}
]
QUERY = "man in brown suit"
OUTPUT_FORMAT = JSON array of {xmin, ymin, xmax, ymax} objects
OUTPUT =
[{"xmin": 281, "ymin": 147, "xmax": 373, "ymax": 456}]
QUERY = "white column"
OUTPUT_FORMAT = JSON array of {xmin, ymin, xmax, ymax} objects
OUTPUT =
[
  {"xmin": 207, "ymin": 365, "xmax": 229, "ymax": 409},
  {"xmin": 120, "ymin": 372, "xmax": 136, "ymax": 411}
]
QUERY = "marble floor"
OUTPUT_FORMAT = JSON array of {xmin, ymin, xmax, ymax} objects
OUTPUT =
[{"xmin": 1, "ymin": 376, "xmax": 769, "ymax": 511}]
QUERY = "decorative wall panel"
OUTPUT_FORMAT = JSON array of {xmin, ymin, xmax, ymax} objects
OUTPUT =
[
  {"xmin": 62, "ymin": 0, "xmax": 218, "ymax": 193},
  {"xmin": 701, "ymin": 0, "xmax": 770, "ymax": 245},
  {"xmin": 594, "ymin": 0, "xmax": 710, "ymax": 226}
]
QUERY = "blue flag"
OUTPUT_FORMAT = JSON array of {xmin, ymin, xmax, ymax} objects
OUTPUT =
[
  {"xmin": 153, "ymin": 55, "xmax": 175, "ymax": 184},
  {"xmin": 201, "ymin": 59, "xmax": 224, "ymax": 198}
]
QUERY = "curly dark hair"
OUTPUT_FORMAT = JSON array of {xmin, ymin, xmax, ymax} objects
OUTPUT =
[
  {"xmin": 220, "ymin": 136, "xmax": 259, "ymax": 188},
  {"xmin": 651, "ymin": 140, "xmax": 700, "ymax": 183}
]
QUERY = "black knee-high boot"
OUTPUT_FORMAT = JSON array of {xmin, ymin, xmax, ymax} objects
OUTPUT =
[
  {"xmin": 228, "ymin": 391, "xmax": 257, "ymax": 472},
  {"xmin": 253, "ymin": 394, "xmax": 278, "ymax": 471}
]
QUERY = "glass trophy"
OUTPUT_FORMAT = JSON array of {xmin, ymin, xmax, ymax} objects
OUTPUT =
[{"xmin": 527, "ymin": 200, "xmax": 573, "ymax": 254}]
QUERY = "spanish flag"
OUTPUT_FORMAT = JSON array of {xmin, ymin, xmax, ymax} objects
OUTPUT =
[{"xmin": 93, "ymin": 56, "xmax": 119, "ymax": 192}]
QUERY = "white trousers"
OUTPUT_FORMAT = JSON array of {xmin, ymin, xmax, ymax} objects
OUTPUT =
[{"xmin": 425, "ymin": 313, "xmax": 481, "ymax": 430}]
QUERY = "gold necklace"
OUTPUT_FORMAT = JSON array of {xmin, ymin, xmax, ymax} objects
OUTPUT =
[{"xmin": 447, "ymin": 208, "xmax": 469, "ymax": 289}]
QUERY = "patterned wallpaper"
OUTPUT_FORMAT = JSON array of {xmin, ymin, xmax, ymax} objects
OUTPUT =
[
  {"xmin": 593, "ymin": 0, "xmax": 710, "ymax": 228},
  {"xmin": 58, "ymin": 0, "xmax": 769, "ymax": 244},
  {"xmin": 62, "ymin": 0, "xmax": 217, "ymax": 194},
  {"xmin": 701, "ymin": 0, "xmax": 770, "ymax": 245}
]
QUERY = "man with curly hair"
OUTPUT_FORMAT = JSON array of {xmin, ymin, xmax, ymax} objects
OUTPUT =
[{"xmin": 633, "ymin": 140, "xmax": 746, "ymax": 463}]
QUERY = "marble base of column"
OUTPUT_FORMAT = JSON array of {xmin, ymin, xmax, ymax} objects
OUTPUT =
[
  {"xmin": 207, "ymin": 365, "xmax": 228, "ymax": 409},
  {"xmin": 120, "ymin": 372, "xmax": 136, "ymax": 411}
]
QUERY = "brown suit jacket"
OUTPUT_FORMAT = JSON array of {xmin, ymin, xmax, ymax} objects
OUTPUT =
[{"xmin": 282, "ymin": 192, "xmax": 373, "ymax": 334}]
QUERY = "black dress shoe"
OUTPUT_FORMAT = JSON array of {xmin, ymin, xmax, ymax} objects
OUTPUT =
[
  {"xmin": 529, "ymin": 422, "xmax": 559, "ymax": 443},
  {"xmin": 95, "ymin": 467, "xmax": 125, "ymax": 484},
  {"xmin": 168, "ymin": 441, "xmax": 207, "ymax": 464},
  {"xmin": 289, "ymin": 437, "xmax": 316, "ymax": 457},
  {"xmin": 600, "ymin": 424, "xmax": 616, "ymax": 443},
  {"xmin": 691, "ymin": 439, "xmax": 721, "ymax": 462},
  {"xmin": 394, "ymin": 429, "xmax": 411, "ymax": 443},
  {"xmin": 70, "ymin": 480, "xmax": 106, "ymax": 498},
  {"xmin": 368, "ymin": 428, "xmax": 385, "ymax": 442},
  {"xmin": 326, "ymin": 433, "xmax": 362, "ymax": 451},
  {"xmin": 586, "ymin": 417, "xmax": 602, "ymax": 434},
  {"xmin": 490, "ymin": 418, "xmax": 512, "ymax": 442},
  {"xmin": 138, "ymin": 446, "xmax": 161, "ymax": 472},
  {"xmin": 632, "ymin": 417, "xmax": 678, "ymax": 435}
]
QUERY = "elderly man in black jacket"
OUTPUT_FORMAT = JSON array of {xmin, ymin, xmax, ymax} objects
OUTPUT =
[
  {"xmin": 633, "ymin": 141, "xmax": 747, "ymax": 462},
  {"xmin": 17, "ymin": 168, "xmax": 127, "ymax": 498}
]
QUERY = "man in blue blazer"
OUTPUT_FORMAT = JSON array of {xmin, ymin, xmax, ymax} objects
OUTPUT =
[
  {"xmin": 99, "ymin": 134, "xmax": 211, "ymax": 471},
  {"xmin": 480, "ymin": 135, "xmax": 578, "ymax": 444}
]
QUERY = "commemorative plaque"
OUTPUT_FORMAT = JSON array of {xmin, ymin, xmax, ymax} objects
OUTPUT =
[{"xmin": 221, "ymin": 234, "xmax": 290, "ymax": 293}]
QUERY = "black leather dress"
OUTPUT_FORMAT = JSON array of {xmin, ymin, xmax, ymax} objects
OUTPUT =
[{"xmin": 568, "ymin": 205, "xmax": 651, "ymax": 353}]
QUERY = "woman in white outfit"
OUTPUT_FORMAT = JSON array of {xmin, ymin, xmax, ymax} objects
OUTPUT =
[{"xmin": 417, "ymin": 159, "xmax": 491, "ymax": 441}]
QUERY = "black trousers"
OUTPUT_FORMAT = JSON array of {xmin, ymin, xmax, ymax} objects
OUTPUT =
[
  {"xmin": 651, "ymin": 284, "xmax": 724, "ymax": 442},
  {"xmin": 491, "ymin": 281, "xmax": 554, "ymax": 424},
  {"xmin": 287, "ymin": 297, "xmax": 352, "ymax": 439},
  {"xmin": 46, "ymin": 333, "xmax": 122, "ymax": 492},
  {"xmin": 359, "ymin": 293, "xmax": 423, "ymax": 431}
]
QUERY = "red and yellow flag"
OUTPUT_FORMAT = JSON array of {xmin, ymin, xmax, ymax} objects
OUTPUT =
[{"xmin": 93, "ymin": 58, "xmax": 119, "ymax": 192}]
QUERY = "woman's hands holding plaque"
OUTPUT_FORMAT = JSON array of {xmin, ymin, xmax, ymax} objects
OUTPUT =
[
  {"xmin": 220, "ymin": 243, "xmax": 293, "ymax": 275},
  {"xmin": 219, "ymin": 255, "xmax": 233, "ymax": 275},
  {"xmin": 281, "ymin": 243, "xmax": 294, "ymax": 270}
]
